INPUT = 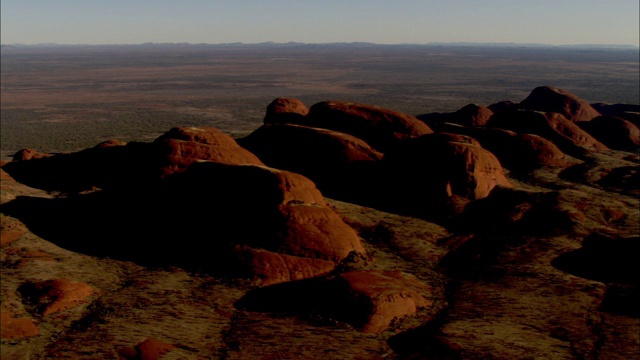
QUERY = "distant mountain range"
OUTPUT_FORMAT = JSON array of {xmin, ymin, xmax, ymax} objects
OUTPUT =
[{"xmin": 1, "ymin": 42, "xmax": 638, "ymax": 50}]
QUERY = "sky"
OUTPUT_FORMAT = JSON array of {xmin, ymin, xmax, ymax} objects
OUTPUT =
[{"xmin": 1, "ymin": 0, "xmax": 639, "ymax": 47}]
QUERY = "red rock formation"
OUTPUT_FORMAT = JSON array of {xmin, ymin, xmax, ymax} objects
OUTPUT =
[
  {"xmin": 305, "ymin": 100, "xmax": 433, "ymax": 151},
  {"xmin": 2, "ymin": 141, "xmax": 155, "ymax": 192},
  {"xmin": 519, "ymin": 86, "xmax": 601, "ymax": 122},
  {"xmin": 275, "ymin": 203, "xmax": 366, "ymax": 261},
  {"xmin": 488, "ymin": 100, "xmax": 519, "ymax": 114},
  {"xmin": 93, "ymin": 139, "xmax": 127, "ymax": 149},
  {"xmin": 578, "ymin": 116, "xmax": 640, "ymax": 152},
  {"xmin": 171, "ymin": 162, "xmax": 365, "ymax": 285},
  {"xmin": 240, "ymin": 123, "xmax": 383, "ymax": 167},
  {"xmin": 12, "ymin": 148, "xmax": 52, "ymax": 161},
  {"xmin": 0, "ymin": 312, "xmax": 39, "ymax": 339},
  {"xmin": 452, "ymin": 186, "xmax": 574, "ymax": 235},
  {"xmin": 264, "ymin": 97, "xmax": 309, "ymax": 124},
  {"xmin": 515, "ymin": 133, "xmax": 572, "ymax": 168},
  {"xmin": 17, "ymin": 279, "xmax": 96, "ymax": 316},
  {"xmin": 427, "ymin": 132, "xmax": 481, "ymax": 147},
  {"xmin": 2, "ymin": 127, "xmax": 264, "ymax": 192},
  {"xmin": 450, "ymin": 103, "xmax": 494, "ymax": 127},
  {"xmin": 154, "ymin": 126, "xmax": 264, "ymax": 176},
  {"xmin": 435, "ymin": 124, "xmax": 571, "ymax": 171},
  {"xmin": 238, "ymin": 123, "xmax": 383, "ymax": 201},
  {"xmin": 234, "ymin": 246, "xmax": 337, "ymax": 286},
  {"xmin": 383, "ymin": 134, "xmax": 511, "ymax": 203},
  {"xmin": 0, "ymin": 216, "xmax": 28, "ymax": 247},
  {"xmin": 487, "ymin": 110, "xmax": 607, "ymax": 156},
  {"xmin": 119, "ymin": 338, "xmax": 177, "ymax": 360},
  {"xmin": 443, "ymin": 141, "xmax": 511, "ymax": 199},
  {"xmin": 328, "ymin": 270, "xmax": 433, "ymax": 333}
]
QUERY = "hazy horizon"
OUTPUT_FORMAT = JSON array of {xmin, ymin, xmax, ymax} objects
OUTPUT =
[
  {"xmin": 2, "ymin": 1, "xmax": 639, "ymax": 47},
  {"xmin": 2, "ymin": 41, "xmax": 639, "ymax": 49}
]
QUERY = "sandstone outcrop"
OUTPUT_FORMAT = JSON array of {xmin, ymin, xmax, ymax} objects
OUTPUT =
[
  {"xmin": 239, "ymin": 123, "xmax": 383, "ymax": 168},
  {"xmin": 2, "ymin": 141, "xmax": 154, "ymax": 192},
  {"xmin": 449, "ymin": 103, "xmax": 494, "ymax": 127},
  {"xmin": 118, "ymin": 338, "xmax": 177, "ymax": 360},
  {"xmin": 238, "ymin": 123, "xmax": 382, "ymax": 200},
  {"xmin": 577, "ymin": 115, "xmax": 640, "ymax": 152},
  {"xmin": 487, "ymin": 110, "xmax": 608, "ymax": 157},
  {"xmin": 519, "ymin": 86, "xmax": 601, "ymax": 122},
  {"xmin": 2, "ymin": 127, "xmax": 264, "ymax": 192},
  {"xmin": 382, "ymin": 134, "xmax": 511, "ymax": 212},
  {"xmin": 487, "ymin": 100, "xmax": 519, "ymax": 113},
  {"xmin": 0, "ymin": 215, "xmax": 28, "ymax": 247},
  {"xmin": 237, "ymin": 270, "xmax": 434, "ymax": 334},
  {"xmin": 326, "ymin": 270, "xmax": 433, "ymax": 333},
  {"xmin": 0, "ymin": 312, "xmax": 39, "ymax": 339},
  {"xmin": 452, "ymin": 186, "xmax": 574, "ymax": 235},
  {"xmin": 154, "ymin": 126, "xmax": 264, "ymax": 177},
  {"xmin": 305, "ymin": 100, "xmax": 433, "ymax": 151},
  {"xmin": 17, "ymin": 279, "xmax": 96, "ymax": 317},
  {"xmin": 165, "ymin": 162, "xmax": 365, "ymax": 285},
  {"xmin": 2, "ymin": 158, "xmax": 365, "ymax": 286},
  {"xmin": 263, "ymin": 97, "xmax": 310, "ymax": 124},
  {"xmin": 12, "ymin": 148, "xmax": 52, "ymax": 161},
  {"xmin": 435, "ymin": 123, "xmax": 571, "ymax": 171}
]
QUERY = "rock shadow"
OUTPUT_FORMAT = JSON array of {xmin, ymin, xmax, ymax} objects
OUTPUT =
[
  {"xmin": 0, "ymin": 184, "xmax": 263, "ymax": 276},
  {"xmin": 552, "ymin": 233, "xmax": 639, "ymax": 317}
]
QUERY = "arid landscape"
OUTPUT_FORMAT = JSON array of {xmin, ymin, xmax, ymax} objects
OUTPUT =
[{"xmin": 1, "ymin": 44, "xmax": 639, "ymax": 359}]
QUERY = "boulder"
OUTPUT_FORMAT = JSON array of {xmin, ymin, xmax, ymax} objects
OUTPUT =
[
  {"xmin": 452, "ymin": 186, "xmax": 574, "ymax": 235},
  {"xmin": 0, "ymin": 312, "xmax": 39, "ymax": 339},
  {"xmin": 263, "ymin": 97, "xmax": 309, "ymax": 124},
  {"xmin": 305, "ymin": 100, "xmax": 433, "ymax": 151},
  {"xmin": 578, "ymin": 116, "xmax": 640, "ymax": 152},
  {"xmin": 17, "ymin": 279, "xmax": 96, "ymax": 317},
  {"xmin": 382, "ymin": 134, "xmax": 511, "ymax": 206},
  {"xmin": 1, "ymin": 127, "xmax": 265, "ymax": 193},
  {"xmin": 154, "ymin": 126, "xmax": 264, "ymax": 177},
  {"xmin": 0, "ymin": 216, "xmax": 28, "ymax": 247},
  {"xmin": 238, "ymin": 123, "xmax": 383, "ymax": 200},
  {"xmin": 234, "ymin": 246, "xmax": 337, "ymax": 286},
  {"xmin": 118, "ymin": 338, "xmax": 177, "ymax": 360},
  {"xmin": 449, "ymin": 103, "xmax": 494, "ymax": 127},
  {"xmin": 519, "ymin": 86, "xmax": 601, "ymax": 122},
  {"xmin": 165, "ymin": 162, "xmax": 365, "ymax": 285},
  {"xmin": 487, "ymin": 110, "xmax": 607, "ymax": 157},
  {"xmin": 12, "ymin": 148, "xmax": 52, "ymax": 161},
  {"xmin": 2, "ymin": 141, "xmax": 156, "ymax": 192},
  {"xmin": 239, "ymin": 124, "xmax": 383, "ymax": 168},
  {"xmin": 327, "ymin": 270, "xmax": 433, "ymax": 333},
  {"xmin": 488, "ymin": 100, "xmax": 519, "ymax": 114},
  {"xmin": 435, "ymin": 123, "xmax": 571, "ymax": 171},
  {"xmin": 237, "ymin": 270, "xmax": 434, "ymax": 334}
]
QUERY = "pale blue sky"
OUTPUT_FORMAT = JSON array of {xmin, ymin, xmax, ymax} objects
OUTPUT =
[{"xmin": 1, "ymin": 0, "xmax": 638, "ymax": 46}]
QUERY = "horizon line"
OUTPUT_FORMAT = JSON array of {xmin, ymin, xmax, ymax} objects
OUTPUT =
[{"xmin": 2, "ymin": 41, "xmax": 639, "ymax": 49}]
